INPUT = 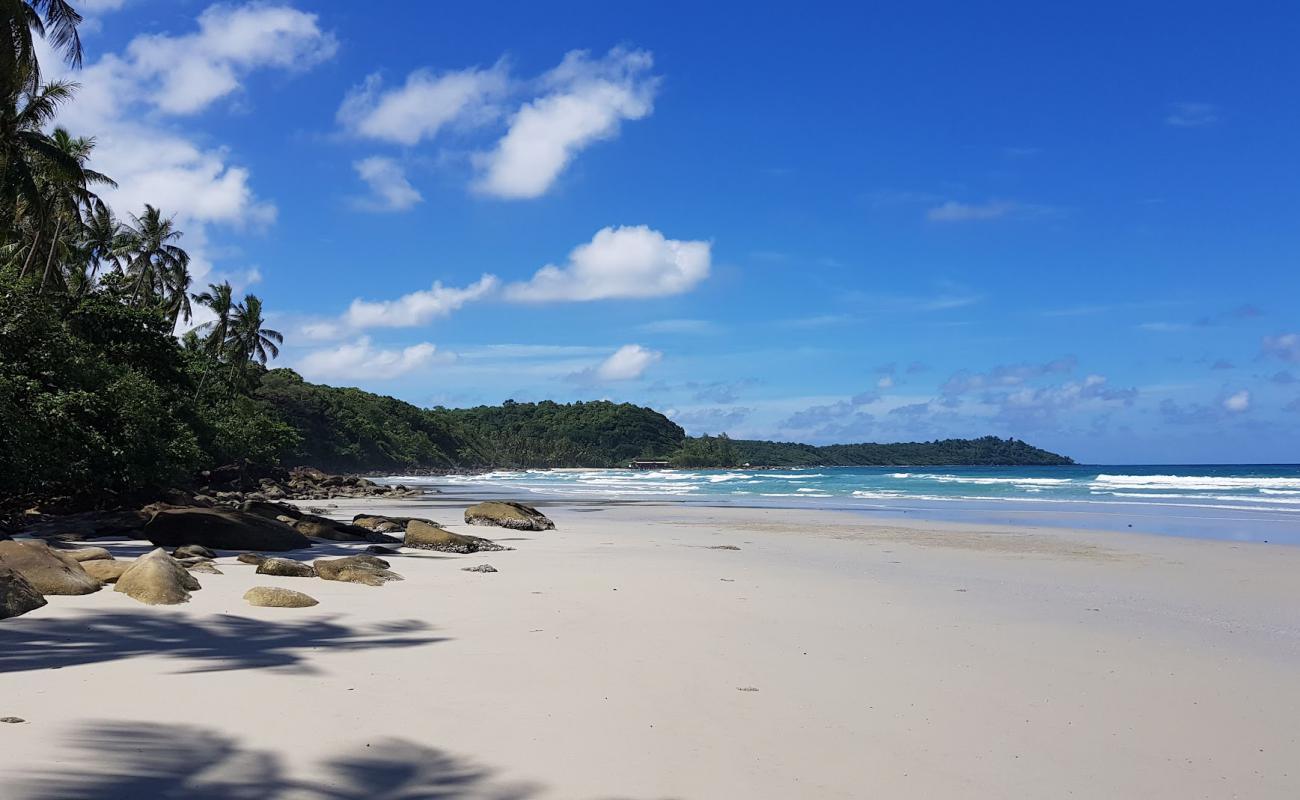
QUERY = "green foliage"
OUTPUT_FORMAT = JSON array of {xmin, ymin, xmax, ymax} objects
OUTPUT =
[
  {"xmin": 722, "ymin": 435, "xmax": 1074, "ymax": 467},
  {"xmin": 439, "ymin": 399, "xmax": 686, "ymax": 468},
  {"xmin": 670, "ymin": 433, "xmax": 739, "ymax": 467}
]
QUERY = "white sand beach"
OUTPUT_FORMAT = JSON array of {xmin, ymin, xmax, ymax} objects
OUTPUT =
[{"xmin": 2, "ymin": 500, "xmax": 1299, "ymax": 798}]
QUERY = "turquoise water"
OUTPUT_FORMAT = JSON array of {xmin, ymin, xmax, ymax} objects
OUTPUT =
[{"xmin": 386, "ymin": 465, "xmax": 1300, "ymax": 543}]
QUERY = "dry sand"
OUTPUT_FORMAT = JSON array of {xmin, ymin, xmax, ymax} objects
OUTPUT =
[{"xmin": 2, "ymin": 499, "xmax": 1299, "ymax": 798}]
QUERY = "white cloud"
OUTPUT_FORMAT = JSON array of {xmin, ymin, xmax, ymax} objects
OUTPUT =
[
  {"xmin": 504, "ymin": 225, "xmax": 710, "ymax": 302},
  {"xmin": 877, "ymin": 375, "xmax": 894, "ymax": 389},
  {"xmin": 344, "ymin": 274, "xmax": 499, "ymax": 329},
  {"xmin": 1263, "ymin": 333, "xmax": 1300, "ymax": 363},
  {"xmin": 40, "ymin": 5, "xmax": 335, "ymax": 287},
  {"xmin": 337, "ymin": 64, "xmax": 507, "ymax": 145},
  {"xmin": 473, "ymin": 48, "xmax": 658, "ymax": 199},
  {"xmin": 124, "ymin": 4, "xmax": 337, "ymax": 115},
  {"xmin": 594, "ymin": 344, "xmax": 661, "ymax": 381},
  {"xmin": 1165, "ymin": 102, "xmax": 1218, "ymax": 127},
  {"xmin": 353, "ymin": 156, "xmax": 422, "ymax": 211},
  {"xmin": 1223, "ymin": 390, "xmax": 1251, "ymax": 412},
  {"xmin": 297, "ymin": 337, "xmax": 449, "ymax": 381},
  {"xmin": 926, "ymin": 200, "xmax": 1017, "ymax": 222}
]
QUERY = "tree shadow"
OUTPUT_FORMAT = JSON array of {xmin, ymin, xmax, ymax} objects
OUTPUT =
[
  {"xmin": 0, "ymin": 611, "xmax": 443, "ymax": 674},
  {"xmin": 4, "ymin": 721, "xmax": 539, "ymax": 799}
]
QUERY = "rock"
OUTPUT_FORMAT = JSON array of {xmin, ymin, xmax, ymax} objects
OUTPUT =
[
  {"xmin": 241, "ymin": 499, "xmax": 301, "ymax": 522},
  {"xmin": 291, "ymin": 466, "xmax": 329, "ymax": 483},
  {"xmin": 314, "ymin": 555, "xmax": 402, "ymax": 586},
  {"xmin": 18, "ymin": 509, "xmax": 148, "ymax": 541},
  {"xmin": 244, "ymin": 586, "xmax": 319, "ymax": 608},
  {"xmin": 464, "ymin": 501, "xmax": 555, "ymax": 531},
  {"xmin": 178, "ymin": 558, "xmax": 223, "ymax": 575},
  {"xmin": 255, "ymin": 558, "xmax": 316, "ymax": 578},
  {"xmin": 353, "ymin": 514, "xmax": 441, "ymax": 531},
  {"xmin": 81, "ymin": 559, "xmax": 132, "ymax": 583},
  {"xmin": 114, "ymin": 548, "xmax": 200, "ymax": 605},
  {"xmin": 364, "ymin": 545, "xmax": 399, "ymax": 555},
  {"xmin": 236, "ymin": 553, "xmax": 267, "ymax": 565},
  {"xmin": 0, "ymin": 565, "xmax": 46, "ymax": 620},
  {"xmin": 462, "ymin": 564, "xmax": 498, "ymax": 573},
  {"xmin": 143, "ymin": 508, "xmax": 310, "ymax": 552},
  {"xmin": 292, "ymin": 515, "xmax": 372, "ymax": 542},
  {"xmin": 0, "ymin": 540, "xmax": 101, "ymax": 595},
  {"xmin": 55, "ymin": 546, "xmax": 114, "ymax": 562},
  {"xmin": 1, "ymin": 716, "xmax": 26, "ymax": 723},
  {"xmin": 173, "ymin": 544, "xmax": 217, "ymax": 560},
  {"xmin": 404, "ymin": 520, "xmax": 505, "ymax": 554}
]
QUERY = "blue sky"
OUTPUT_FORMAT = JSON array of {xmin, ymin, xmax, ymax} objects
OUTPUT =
[{"xmin": 49, "ymin": 1, "xmax": 1300, "ymax": 463}]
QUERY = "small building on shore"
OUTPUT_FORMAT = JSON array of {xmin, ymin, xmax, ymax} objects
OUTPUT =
[{"xmin": 628, "ymin": 460, "xmax": 670, "ymax": 470}]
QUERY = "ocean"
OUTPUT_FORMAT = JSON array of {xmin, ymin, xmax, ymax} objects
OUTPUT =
[{"xmin": 384, "ymin": 464, "xmax": 1300, "ymax": 544}]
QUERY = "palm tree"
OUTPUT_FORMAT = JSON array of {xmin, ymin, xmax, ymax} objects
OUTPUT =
[
  {"xmin": 1, "ymin": 80, "xmax": 81, "ymax": 258},
  {"xmin": 160, "ymin": 257, "xmax": 192, "ymax": 327},
  {"xmin": 1, "ymin": 1, "xmax": 84, "ymax": 97},
  {"xmin": 228, "ymin": 293, "xmax": 282, "ymax": 376},
  {"xmin": 191, "ymin": 281, "xmax": 234, "ymax": 357},
  {"xmin": 33, "ymin": 127, "xmax": 114, "ymax": 293},
  {"xmin": 118, "ymin": 204, "xmax": 189, "ymax": 306},
  {"xmin": 74, "ymin": 199, "xmax": 122, "ymax": 295}
]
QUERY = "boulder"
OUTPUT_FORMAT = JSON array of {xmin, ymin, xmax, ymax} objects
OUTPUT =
[
  {"xmin": 292, "ymin": 515, "xmax": 371, "ymax": 542},
  {"xmin": 114, "ymin": 549, "xmax": 200, "ymax": 605},
  {"xmin": 56, "ymin": 546, "xmax": 114, "ymax": 562},
  {"xmin": 241, "ymin": 499, "xmax": 301, "ymax": 522},
  {"xmin": 244, "ymin": 586, "xmax": 318, "ymax": 608},
  {"xmin": 365, "ymin": 545, "xmax": 399, "ymax": 555},
  {"xmin": 237, "ymin": 553, "xmax": 267, "ymax": 566},
  {"xmin": 178, "ymin": 558, "xmax": 223, "ymax": 575},
  {"xmin": 18, "ymin": 509, "xmax": 148, "ymax": 541},
  {"xmin": 353, "ymin": 514, "xmax": 441, "ymax": 531},
  {"xmin": 462, "ymin": 564, "xmax": 498, "ymax": 573},
  {"xmin": 173, "ymin": 544, "xmax": 217, "ymax": 560},
  {"xmin": 0, "ymin": 565, "xmax": 46, "ymax": 620},
  {"xmin": 255, "ymin": 558, "xmax": 316, "ymax": 578},
  {"xmin": 314, "ymin": 555, "xmax": 402, "ymax": 587},
  {"xmin": 404, "ymin": 520, "xmax": 505, "ymax": 554},
  {"xmin": 0, "ymin": 540, "xmax": 101, "ymax": 595},
  {"xmin": 143, "ymin": 508, "xmax": 311, "ymax": 552},
  {"xmin": 81, "ymin": 559, "xmax": 132, "ymax": 584},
  {"xmin": 464, "ymin": 501, "xmax": 554, "ymax": 531}
]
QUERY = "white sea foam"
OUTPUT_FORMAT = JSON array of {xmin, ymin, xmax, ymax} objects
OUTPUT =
[
  {"xmin": 1091, "ymin": 474, "xmax": 1300, "ymax": 491},
  {"xmin": 890, "ymin": 473, "xmax": 1073, "ymax": 486}
]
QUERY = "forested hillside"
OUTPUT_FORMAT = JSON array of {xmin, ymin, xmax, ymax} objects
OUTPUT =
[{"xmin": 729, "ymin": 436, "xmax": 1074, "ymax": 467}]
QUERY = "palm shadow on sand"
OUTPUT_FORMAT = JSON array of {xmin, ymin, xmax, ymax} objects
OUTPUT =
[
  {"xmin": 0, "ymin": 611, "xmax": 443, "ymax": 674},
  {"xmin": 4, "ymin": 721, "xmax": 672, "ymax": 800}
]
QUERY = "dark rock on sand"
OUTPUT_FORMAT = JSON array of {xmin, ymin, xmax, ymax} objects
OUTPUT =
[
  {"xmin": 0, "ymin": 565, "xmax": 47, "ymax": 619},
  {"xmin": 237, "ymin": 553, "xmax": 267, "ymax": 566},
  {"xmin": 18, "ymin": 509, "xmax": 148, "ymax": 541},
  {"xmin": 81, "ymin": 559, "xmax": 132, "ymax": 583},
  {"xmin": 314, "ymin": 554, "xmax": 402, "ymax": 586},
  {"xmin": 292, "ymin": 514, "xmax": 373, "ymax": 542},
  {"xmin": 178, "ymin": 558, "xmax": 223, "ymax": 575},
  {"xmin": 353, "ymin": 514, "xmax": 441, "ymax": 532},
  {"xmin": 240, "ymin": 499, "xmax": 302, "ymax": 522},
  {"xmin": 244, "ymin": 586, "xmax": 319, "ymax": 608},
  {"xmin": 364, "ymin": 545, "xmax": 399, "ymax": 555},
  {"xmin": 55, "ymin": 546, "xmax": 114, "ymax": 562},
  {"xmin": 115, "ymin": 548, "xmax": 200, "ymax": 605},
  {"xmin": 174, "ymin": 544, "xmax": 217, "ymax": 560},
  {"xmin": 0, "ymin": 540, "xmax": 101, "ymax": 595},
  {"xmin": 404, "ymin": 520, "xmax": 505, "ymax": 554},
  {"xmin": 462, "ymin": 564, "xmax": 498, "ymax": 573},
  {"xmin": 144, "ymin": 508, "xmax": 310, "ymax": 552},
  {"xmin": 256, "ymin": 558, "xmax": 316, "ymax": 578},
  {"xmin": 464, "ymin": 501, "xmax": 555, "ymax": 531}
]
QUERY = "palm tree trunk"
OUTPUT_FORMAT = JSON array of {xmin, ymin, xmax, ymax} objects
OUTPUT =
[
  {"xmin": 38, "ymin": 216, "xmax": 64, "ymax": 295},
  {"xmin": 17, "ymin": 228, "xmax": 42, "ymax": 282}
]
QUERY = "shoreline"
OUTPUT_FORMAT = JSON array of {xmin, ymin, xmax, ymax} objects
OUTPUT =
[{"xmin": 4, "ymin": 497, "xmax": 1298, "ymax": 797}]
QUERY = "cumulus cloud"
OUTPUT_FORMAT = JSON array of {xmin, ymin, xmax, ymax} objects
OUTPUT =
[
  {"xmin": 504, "ymin": 225, "xmax": 710, "ymax": 302},
  {"xmin": 1263, "ymin": 333, "xmax": 1300, "ymax": 363},
  {"xmin": 344, "ymin": 275, "xmax": 499, "ymax": 329},
  {"xmin": 297, "ymin": 337, "xmax": 449, "ymax": 381},
  {"xmin": 1222, "ymin": 390, "xmax": 1251, "ymax": 412},
  {"xmin": 353, "ymin": 156, "xmax": 423, "ymax": 211},
  {"xmin": 472, "ymin": 47, "xmax": 658, "ymax": 199},
  {"xmin": 337, "ymin": 64, "xmax": 507, "ymax": 145},
  {"xmin": 41, "ymin": 4, "xmax": 335, "ymax": 287},
  {"xmin": 571, "ymin": 344, "xmax": 662, "ymax": 383}
]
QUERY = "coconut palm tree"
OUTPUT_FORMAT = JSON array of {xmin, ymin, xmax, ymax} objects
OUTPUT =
[
  {"xmin": 191, "ymin": 281, "xmax": 234, "ymax": 358},
  {"xmin": 74, "ymin": 198, "xmax": 122, "ymax": 295},
  {"xmin": 32, "ymin": 127, "xmax": 114, "ymax": 293},
  {"xmin": 118, "ymin": 204, "xmax": 189, "ymax": 306},
  {"xmin": 1, "ymin": 80, "xmax": 80, "ymax": 258},
  {"xmin": 160, "ymin": 257, "xmax": 192, "ymax": 327},
  {"xmin": 1, "ymin": 1, "xmax": 84, "ymax": 97},
  {"xmin": 228, "ymin": 293, "xmax": 282, "ymax": 373}
]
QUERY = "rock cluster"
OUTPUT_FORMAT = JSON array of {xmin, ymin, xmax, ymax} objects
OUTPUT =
[
  {"xmin": 197, "ymin": 465, "xmax": 423, "ymax": 503},
  {"xmin": 404, "ymin": 520, "xmax": 506, "ymax": 554},
  {"xmin": 464, "ymin": 501, "xmax": 555, "ymax": 531}
]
